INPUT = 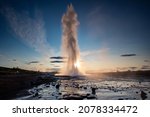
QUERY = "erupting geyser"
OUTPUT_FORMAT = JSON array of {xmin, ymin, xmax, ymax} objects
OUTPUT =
[{"xmin": 61, "ymin": 4, "xmax": 81, "ymax": 76}]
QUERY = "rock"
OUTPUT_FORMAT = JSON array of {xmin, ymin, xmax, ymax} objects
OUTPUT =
[
  {"xmin": 87, "ymin": 94, "xmax": 96, "ymax": 99},
  {"xmin": 61, "ymin": 93, "xmax": 95, "ymax": 100},
  {"xmin": 62, "ymin": 94, "xmax": 84, "ymax": 100},
  {"xmin": 141, "ymin": 91, "xmax": 147, "ymax": 100},
  {"xmin": 118, "ymin": 98, "xmax": 124, "ymax": 100},
  {"xmin": 52, "ymin": 82, "xmax": 55, "ymax": 86},
  {"xmin": 56, "ymin": 83, "xmax": 60, "ymax": 89},
  {"xmin": 86, "ymin": 93, "xmax": 90, "ymax": 96},
  {"xmin": 73, "ymin": 83, "xmax": 79, "ymax": 88},
  {"xmin": 91, "ymin": 87, "xmax": 96, "ymax": 95},
  {"xmin": 136, "ymin": 91, "xmax": 138, "ymax": 94},
  {"xmin": 33, "ymin": 92, "xmax": 38, "ymax": 97}
]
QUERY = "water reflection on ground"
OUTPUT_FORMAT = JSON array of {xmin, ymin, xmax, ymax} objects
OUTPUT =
[{"xmin": 16, "ymin": 75, "xmax": 150, "ymax": 100}]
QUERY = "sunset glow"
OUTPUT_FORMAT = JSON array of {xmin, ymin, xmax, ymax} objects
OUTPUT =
[
  {"xmin": 0, "ymin": 0, "xmax": 150, "ymax": 101},
  {"xmin": 0, "ymin": 0, "xmax": 149, "ymax": 73},
  {"xmin": 74, "ymin": 60, "xmax": 80, "ymax": 69}
]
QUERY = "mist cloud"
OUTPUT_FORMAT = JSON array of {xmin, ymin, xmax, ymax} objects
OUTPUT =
[
  {"xmin": 141, "ymin": 65, "xmax": 150, "ymax": 70},
  {"xmin": 144, "ymin": 60, "xmax": 150, "ymax": 62},
  {"xmin": 13, "ymin": 59, "xmax": 16, "ymax": 61},
  {"xmin": 50, "ymin": 56, "xmax": 66, "ymax": 59},
  {"xmin": 50, "ymin": 61, "xmax": 65, "ymax": 63},
  {"xmin": 129, "ymin": 67, "xmax": 137, "ymax": 70},
  {"xmin": 121, "ymin": 54, "xmax": 136, "ymax": 57},
  {"xmin": 26, "ymin": 61, "xmax": 39, "ymax": 65}
]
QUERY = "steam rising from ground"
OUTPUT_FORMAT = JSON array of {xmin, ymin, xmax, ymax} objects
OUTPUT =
[
  {"xmin": 1, "ymin": 5, "xmax": 82, "ymax": 73},
  {"xmin": 2, "ymin": 7, "xmax": 51, "ymax": 57},
  {"xmin": 61, "ymin": 4, "xmax": 81, "ymax": 76}
]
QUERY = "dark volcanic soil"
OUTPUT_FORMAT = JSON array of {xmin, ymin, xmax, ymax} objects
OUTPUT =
[
  {"xmin": 0, "ymin": 67, "xmax": 56, "ymax": 99},
  {"xmin": 1, "ymin": 67, "xmax": 150, "ymax": 100}
]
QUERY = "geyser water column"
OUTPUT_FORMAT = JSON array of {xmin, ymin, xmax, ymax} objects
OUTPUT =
[{"xmin": 61, "ymin": 4, "xmax": 80, "ymax": 76}]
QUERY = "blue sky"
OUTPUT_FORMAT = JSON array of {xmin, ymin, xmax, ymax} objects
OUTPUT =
[{"xmin": 0, "ymin": 0, "xmax": 150, "ymax": 72}]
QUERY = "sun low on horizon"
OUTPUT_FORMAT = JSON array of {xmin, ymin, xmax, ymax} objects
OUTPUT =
[
  {"xmin": 1, "ymin": 0, "xmax": 150, "ymax": 101},
  {"xmin": 0, "ymin": 0, "xmax": 150, "ymax": 74}
]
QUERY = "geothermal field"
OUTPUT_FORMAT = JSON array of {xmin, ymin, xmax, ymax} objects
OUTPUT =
[
  {"xmin": 16, "ymin": 74, "xmax": 150, "ymax": 100},
  {"xmin": 15, "ymin": 5, "xmax": 150, "ymax": 100},
  {"xmin": 0, "ymin": 1, "xmax": 150, "ymax": 100}
]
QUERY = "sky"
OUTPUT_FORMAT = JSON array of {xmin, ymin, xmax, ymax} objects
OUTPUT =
[{"xmin": 0, "ymin": 0, "xmax": 150, "ymax": 72}]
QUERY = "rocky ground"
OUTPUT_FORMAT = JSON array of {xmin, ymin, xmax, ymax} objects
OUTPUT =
[
  {"xmin": 0, "ymin": 67, "xmax": 56, "ymax": 99},
  {"xmin": 1, "ymin": 66, "xmax": 150, "ymax": 100},
  {"xmin": 16, "ymin": 75, "xmax": 150, "ymax": 100}
]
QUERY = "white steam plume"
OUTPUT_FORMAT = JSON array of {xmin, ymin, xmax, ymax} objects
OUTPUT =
[{"xmin": 61, "ymin": 4, "xmax": 81, "ymax": 76}]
